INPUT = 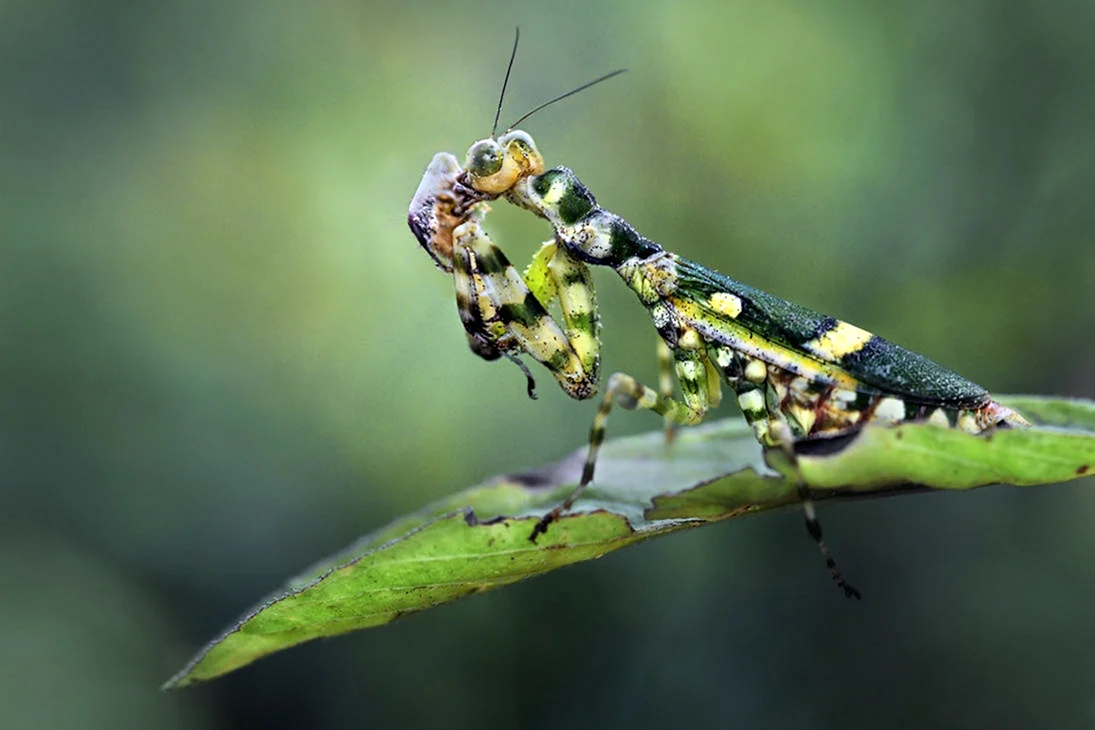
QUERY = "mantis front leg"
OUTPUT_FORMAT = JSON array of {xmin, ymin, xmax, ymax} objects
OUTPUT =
[{"xmin": 452, "ymin": 214, "xmax": 602, "ymax": 401}]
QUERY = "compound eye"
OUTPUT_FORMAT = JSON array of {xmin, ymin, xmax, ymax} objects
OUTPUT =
[
  {"xmin": 465, "ymin": 140, "xmax": 503, "ymax": 178},
  {"xmin": 498, "ymin": 129, "xmax": 544, "ymax": 177},
  {"xmin": 499, "ymin": 130, "xmax": 536, "ymax": 155}
]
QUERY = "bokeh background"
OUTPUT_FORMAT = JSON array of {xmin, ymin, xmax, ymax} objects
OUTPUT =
[{"xmin": 6, "ymin": 0, "xmax": 1095, "ymax": 727}]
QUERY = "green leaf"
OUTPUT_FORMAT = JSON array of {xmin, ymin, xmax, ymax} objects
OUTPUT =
[{"xmin": 165, "ymin": 395, "xmax": 1095, "ymax": 688}]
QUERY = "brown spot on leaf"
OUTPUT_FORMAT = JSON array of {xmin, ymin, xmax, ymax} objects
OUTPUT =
[{"xmin": 1078, "ymin": 464, "xmax": 1090, "ymax": 475}]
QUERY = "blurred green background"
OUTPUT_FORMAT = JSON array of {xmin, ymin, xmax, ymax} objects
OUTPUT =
[{"xmin": 5, "ymin": 0, "xmax": 1095, "ymax": 727}]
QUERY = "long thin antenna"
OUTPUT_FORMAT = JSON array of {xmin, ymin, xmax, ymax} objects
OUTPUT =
[
  {"xmin": 491, "ymin": 28, "xmax": 521, "ymax": 138},
  {"xmin": 507, "ymin": 68, "xmax": 627, "ymax": 131}
]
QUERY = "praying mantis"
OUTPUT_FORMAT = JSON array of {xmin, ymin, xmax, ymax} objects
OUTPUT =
[{"xmin": 407, "ymin": 32, "xmax": 1028, "ymax": 597}]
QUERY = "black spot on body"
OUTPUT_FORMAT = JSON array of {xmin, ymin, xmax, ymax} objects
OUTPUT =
[
  {"xmin": 474, "ymin": 247, "xmax": 508, "ymax": 275},
  {"xmin": 811, "ymin": 316, "xmax": 840, "ymax": 339},
  {"xmin": 561, "ymin": 270, "xmax": 589, "ymax": 286},
  {"xmin": 532, "ymin": 170, "xmax": 560, "ymax": 196},
  {"xmin": 557, "ymin": 184, "xmax": 595, "ymax": 225},
  {"xmin": 567, "ymin": 311, "xmax": 595, "ymax": 332},
  {"xmin": 742, "ymin": 407, "xmax": 767, "ymax": 421},
  {"xmin": 547, "ymin": 348, "xmax": 571, "ymax": 371},
  {"xmin": 719, "ymin": 350, "xmax": 743, "ymax": 380},
  {"xmin": 681, "ymin": 375, "xmax": 701, "ymax": 399},
  {"xmin": 608, "ymin": 218, "xmax": 661, "ymax": 262},
  {"xmin": 499, "ymin": 292, "xmax": 548, "ymax": 328}
]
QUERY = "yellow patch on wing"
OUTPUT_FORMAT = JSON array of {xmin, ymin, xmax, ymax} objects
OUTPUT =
[
  {"xmin": 668, "ymin": 296, "xmax": 865, "ymax": 392},
  {"xmin": 807, "ymin": 321, "xmax": 874, "ymax": 361},
  {"xmin": 708, "ymin": 292, "xmax": 742, "ymax": 318}
]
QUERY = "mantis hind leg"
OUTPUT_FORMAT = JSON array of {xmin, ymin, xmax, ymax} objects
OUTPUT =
[
  {"xmin": 797, "ymin": 483, "xmax": 860, "ymax": 599},
  {"xmin": 731, "ymin": 366, "xmax": 861, "ymax": 600},
  {"xmin": 530, "ymin": 341, "xmax": 717, "ymax": 542}
]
